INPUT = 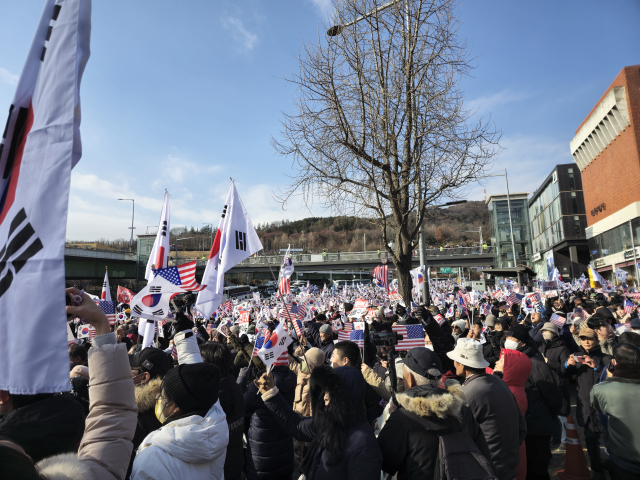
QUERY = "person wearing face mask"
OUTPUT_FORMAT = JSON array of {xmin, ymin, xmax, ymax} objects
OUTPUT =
[
  {"xmin": 451, "ymin": 320, "xmax": 467, "ymax": 345},
  {"xmin": 504, "ymin": 325, "xmax": 562, "ymax": 480},
  {"xmin": 538, "ymin": 323, "xmax": 571, "ymax": 451},
  {"xmin": 130, "ymin": 328, "xmax": 227, "ymax": 480},
  {"xmin": 126, "ymin": 347, "xmax": 174, "ymax": 478}
]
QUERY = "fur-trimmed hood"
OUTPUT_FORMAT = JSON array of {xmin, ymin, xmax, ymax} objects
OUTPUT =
[
  {"xmin": 36, "ymin": 453, "xmax": 93, "ymax": 480},
  {"xmin": 396, "ymin": 379, "xmax": 466, "ymax": 420},
  {"xmin": 135, "ymin": 377, "xmax": 163, "ymax": 412}
]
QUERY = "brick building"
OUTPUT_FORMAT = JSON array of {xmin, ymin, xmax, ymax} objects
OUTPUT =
[{"xmin": 570, "ymin": 65, "xmax": 640, "ymax": 282}]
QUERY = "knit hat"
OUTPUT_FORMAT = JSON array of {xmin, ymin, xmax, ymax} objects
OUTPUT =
[
  {"xmin": 485, "ymin": 314, "xmax": 496, "ymax": 327},
  {"xmin": 319, "ymin": 324, "xmax": 333, "ymax": 334},
  {"xmin": 129, "ymin": 347, "xmax": 173, "ymax": 379},
  {"xmin": 230, "ymin": 325, "xmax": 240, "ymax": 336},
  {"xmin": 163, "ymin": 363, "xmax": 220, "ymax": 414},
  {"xmin": 540, "ymin": 322, "xmax": 559, "ymax": 335},
  {"xmin": 405, "ymin": 347, "xmax": 442, "ymax": 377},
  {"xmin": 452, "ymin": 320, "xmax": 466, "ymax": 331},
  {"xmin": 446, "ymin": 338, "xmax": 489, "ymax": 368},
  {"xmin": 304, "ymin": 347, "xmax": 326, "ymax": 368},
  {"xmin": 505, "ymin": 324, "xmax": 529, "ymax": 344}
]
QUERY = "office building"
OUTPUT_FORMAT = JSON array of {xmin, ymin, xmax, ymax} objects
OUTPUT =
[
  {"xmin": 528, "ymin": 164, "xmax": 589, "ymax": 281},
  {"xmin": 570, "ymin": 65, "xmax": 640, "ymax": 282},
  {"xmin": 487, "ymin": 193, "xmax": 532, "ymax": 268}
]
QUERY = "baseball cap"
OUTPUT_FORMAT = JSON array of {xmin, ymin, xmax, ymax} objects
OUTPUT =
[
  {"xmin": 129, "ymin": 347, "xmax": 173, "ymax": 379},
  {"xmin": 578, "ymin": 327, "xmax": 596, "ymax": 339},
  {"xmin": 404, "ymin": 347, "xmax": 442, "ymax": 377},
  {"xmin": 485, "ymin": 314, "xmax": 496, "ymax": 327}
]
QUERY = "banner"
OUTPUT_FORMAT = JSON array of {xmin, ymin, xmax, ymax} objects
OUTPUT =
[{"xmin": 0, "ymin": 0, "xmax": 91, "ymax": 394}]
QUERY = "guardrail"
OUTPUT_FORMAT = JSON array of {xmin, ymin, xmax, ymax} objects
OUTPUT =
[{"xmin": 65, "ymin": 246, "xmax": 135, "ymax": 261}]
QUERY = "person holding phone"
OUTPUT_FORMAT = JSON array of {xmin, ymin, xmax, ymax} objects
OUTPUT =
[{"xmin": 562, "ymin": 327, "xmax": 612, "ymax": 477}]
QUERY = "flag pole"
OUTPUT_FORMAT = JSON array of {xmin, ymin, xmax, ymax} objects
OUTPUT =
[{"xmin": 259, "ymin": 250, "xmax": 297, "ymax": 337}]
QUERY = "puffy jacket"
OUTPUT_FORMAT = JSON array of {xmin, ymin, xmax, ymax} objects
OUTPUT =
[
  {"xmin": 229, "ymin": 335, "xmax": 265, "ymax": 371},
  {"xmin": 289, "ymin": 357, "xmax": 312, "ymax": 416},
  {"xmin": 495, "ymin": 349, "xmax": 531, "ymax": 480},
  {"xmin": 518, "ymin": 344, "xmax": 563, "ymax": 436},
  {"xmin": 539, "ymin": 335, "xmax": 571, "ymax": 416},
  {"xmin": 127, "ymin": 377, "xmax": 163, "ymax": 478},
  {"xmin": 131, "ymin": 402, "xmax": 229, "ymax": 480},
  {"xmin": 218, "ymin": 373, "xmax": 245, "ymax": 480},
  {"xmin": 377, "ymin": 380, "xmax": 492, "ymax": 480},
  {"xmin": 561, "ymin": 345, "xmax": 610, "ymax": 430},
  {"xmin": 34, "ymin": 336, "xmax": 138, "ymax": 480},
  {"xmin": 244, "ymin": 365, "xmax": 297, "ymax": 479},
  {"xmin": 463, "ymin": 372, "xmax": 527, "ymax": 480},
  {"xmin": 261, "ymin": 365, "xmax": 382, "ymax": 480}
]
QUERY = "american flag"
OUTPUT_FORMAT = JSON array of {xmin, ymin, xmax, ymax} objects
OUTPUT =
[
  {"xmin": 481, "ymin": 303, "xmax": 491, "ymax": 316},
  {"xmin": 373, "ymin": 265, "xmax": 389, "ymax": 291},
  {"xmin": 171, "ymin": 344, "xmax": 178, "ymax": 359},
  {"xmin": 628, "ymin": 293, "xmax": 640, "ymax": 301},
  {"xmin": 292, "ymin": 319, "xmax": 304, "ymax": 337},
  {"xmin": 297, "ymin": 302, "xmax": 307, "ymax": 321},
  {"xmin": 153, "ymin": 261, "xmax": 205, "ymax": 291},
  {"xmin": 279, "ymin": 303, "xmax": 297, "ymax": 322},
  {"xmin": 550, "ymin": 313, "xmax": 566, "ymax": 328},
  {"xmin": 95, "ymin": 300, "xmax": 116, "ymax": 326},
  {"xmin": 278, "ymin": 277, "xmax": 291, "ymax": 296},
  {"xmin": 337, "ymin": 329, "xmax": 364, "ymax": 347},
  {"xmin": 573, "ymin": 307, "xmax": 589, "ymax": 322},
  {"xmin": 392, "ymin": 324, "xmax": 425, "ymax": 351},
  {"xmin": 506, "ymin": 292, "xmax": 523, "ymax": 307},
  {"xmin": 624, "ymin": 299, "xmax": 635, "ymax": 314}
]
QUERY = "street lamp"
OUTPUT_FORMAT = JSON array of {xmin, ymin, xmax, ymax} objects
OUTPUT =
[
  {"xmin": 174, "ymin": 237, "xmax": 194, "ymax": 266},
  {"xmin": 117, "ymin": 198, "xmax": 135, "ymax": 251},
  {"xmin": 482, "ymin": 169, "xmax": 518, "ymax": 268},
  {"xmin": 327, "ymin": 0, "xmax": 399, "ymax": 36}
]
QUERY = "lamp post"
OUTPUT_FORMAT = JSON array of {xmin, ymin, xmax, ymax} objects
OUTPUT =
[
  {"xmin": 174, "ymin": 237, "xmax": 194, "ymax": 266},
  {"xmin": 118, "ymin": 198, "xmax": 135, "ymax": 251}
]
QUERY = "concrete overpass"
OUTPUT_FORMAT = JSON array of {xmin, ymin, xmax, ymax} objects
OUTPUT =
[{"xmin": 64, "ymin": 245, "xmax": 494, "ymax": 282}]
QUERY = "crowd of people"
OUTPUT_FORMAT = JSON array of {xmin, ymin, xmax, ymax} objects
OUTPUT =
[{"xmin": 0, "ymin": 282, "xmax": 639, "ymax": 480}]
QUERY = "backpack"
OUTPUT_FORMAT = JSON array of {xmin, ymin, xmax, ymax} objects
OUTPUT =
[{"xmin": 434, "ymin": 430, "xmax": 497, "ymax": 480}]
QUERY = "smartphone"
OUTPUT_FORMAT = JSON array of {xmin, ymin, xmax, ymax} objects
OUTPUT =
[{"xmin": 574, "ymin": 355, "xmax": 585, "ymax": 363}]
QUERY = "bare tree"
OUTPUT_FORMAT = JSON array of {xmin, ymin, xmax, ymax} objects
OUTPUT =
[{"xmin": 272, "ymin": 0, "xmax": 500, "ymax": 303}]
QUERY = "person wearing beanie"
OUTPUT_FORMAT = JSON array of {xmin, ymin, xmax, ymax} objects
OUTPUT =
[
  {"xmin": 561, "ymin": 327, "xmax": 611, "ymax": 476},
  {"xmin": 447, "ymin": 339, "xmax": 526, "ymax": 480},
  {"xmin": 254, "ymin": 365, "xmax": 383, "ymax": 480},
  {"xmin": 131, "ymin": 328, "xmax": 228, "ymax": 480},
  {"xmin": 504, "ymin": 324, "xmax": 563, "ymax": 480},
  {"xmin": 313, "ymin": 323, "xmax": 335, "ymax": 363},
  {"xmin": 451, "ymin": 320, "xmax": 467, "ymax": 345},
  {"xmin": 287, "ymin": 346, "xmax": 326, "ymax": 470}
]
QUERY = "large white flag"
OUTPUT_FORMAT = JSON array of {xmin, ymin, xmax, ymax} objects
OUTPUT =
[
  {"xmin": 0, "ymin": 0, "xmax": 91, "ymax": 394},
  {"xmin": 101, "ymin": 268, "xmax": 111, "ymax": 300},
  {"xmin": 257, "ymin": 321, "xmax": 292, "ymax": 369},
  {"xmin": 196, "ymin": 182, "xmax": 262, "ymax": 318},
  {"xmin": 145, "ymin": 191, "xmax": 170, "ymax": 281},
  {"xmin": 410, "ymin": 265, "xmax": 425, "ymax": 288}
]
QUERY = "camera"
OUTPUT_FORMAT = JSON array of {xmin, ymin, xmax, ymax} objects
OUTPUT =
[{"xmin": 371, "ymin": 331, "xmax": 403, "ymax": 347}]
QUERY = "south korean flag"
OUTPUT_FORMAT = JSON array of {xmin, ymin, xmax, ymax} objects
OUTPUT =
[{"xmin": 130, "ymin": 270, "xmax": 184, "ymax": 322}]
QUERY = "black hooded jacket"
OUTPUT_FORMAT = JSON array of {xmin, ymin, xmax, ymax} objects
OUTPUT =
[
  {"xmin": 0, "ymin": 394, "xmax": 85, "ymax": 463},
  {"xmin": 377, "ymin": 381, "xmax": 492, "ymax": 480},
  {"xmin": 261, "ymin": 365, "xmax": 382, "ymax": 480},
  {"xmin": 539, "ymin": 335, "xmax": 571, "ymax": 416}
]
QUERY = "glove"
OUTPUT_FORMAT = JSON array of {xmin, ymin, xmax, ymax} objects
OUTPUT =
[
  {"xmin": 175, "ymin": 312, "xmax": 194, "ymax": 333},
  {"xmin": 238, "ymin": 366, "xmax": 249, "ymax": 378},
  {"xmin": 416, "ymin": 306, "xmax": 432, "ymax": 326},
  {"xmin": 254, "ymin": 371, "xmax": 275, "ymax": 395}
]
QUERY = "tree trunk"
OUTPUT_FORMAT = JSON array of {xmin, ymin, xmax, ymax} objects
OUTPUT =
[{"xmin": 394, "ymin": 241, "xmax": 414, "ymax": 307}]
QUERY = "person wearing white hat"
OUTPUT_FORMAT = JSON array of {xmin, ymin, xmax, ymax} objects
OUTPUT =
[{"xmin": 447, "ymin": 339, "xmax": 526, "ymax": 480}]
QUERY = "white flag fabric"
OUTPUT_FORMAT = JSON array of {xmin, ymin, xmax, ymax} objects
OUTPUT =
[
  {"xmin": 101, "ymin": 269, "xmax": 111, "ymax": 300},
  {"xmin": 145, "ymin": 191, "xmax": 170, "ymax": 281},
  {"xmin": 257, "ymin": 321, "xmax": 292, "ymax": 369},
  {"xmin": 196, "ymin": 182, "xmax": 262, "ymax": 318},
  {"xmin": 0, "ymin": 0, "xmax": 91, "ymax": 394},
  {"xmin": 130, "ymin": 265, "xmax": 195, "ymax": 322},
  {"xmin": 410, "ymin": 265, "xmax": 425, "ymax": 288}
]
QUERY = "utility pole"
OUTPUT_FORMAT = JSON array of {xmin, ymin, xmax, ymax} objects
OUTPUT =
[{"xmin": 364, "ymin": 232, "xmax": 366, "ymax": 253}]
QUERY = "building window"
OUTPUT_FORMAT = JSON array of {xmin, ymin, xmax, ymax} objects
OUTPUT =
[
  {"xmin": 568, "ymin": 168, "xmax": 576, "ymax": 190},
  {"xmin": 571, "ymin": 192, "xmax": 578, "ymax": 214},
  {"xmin": 574, "ymin": 216, "xmax": 580, "ymax": 235}
]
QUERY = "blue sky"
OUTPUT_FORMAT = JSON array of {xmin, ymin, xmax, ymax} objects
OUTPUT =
[{"xmin": 0, "ymin": 0, "xmax": 638, "ymax": 240}]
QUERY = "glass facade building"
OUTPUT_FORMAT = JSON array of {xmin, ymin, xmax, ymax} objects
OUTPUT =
[
  {"xmin": 528, "ymin": 165, "xmax": 589, "ymax": 280},
  {"xmin": 487, "ymin": 193, "xmax": 532, "ymax": 268}
]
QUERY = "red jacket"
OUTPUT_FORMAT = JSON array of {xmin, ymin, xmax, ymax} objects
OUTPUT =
[{"xmin": 501, "ymin": 349, "xmax": 532, "ymax": 416}]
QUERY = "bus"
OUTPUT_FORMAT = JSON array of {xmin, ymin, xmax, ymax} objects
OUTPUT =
[{"xmin": 222, "ymin": 285, "xmax": 253, "ymax": 303}]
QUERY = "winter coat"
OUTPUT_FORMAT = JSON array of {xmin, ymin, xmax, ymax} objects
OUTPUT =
[
  {"xmin": 463, "ymin": 372, "xmax": 527, "ymax": 480},
  {"xmin": 528, "ymin": 322, "xmax": 544, "ymax": 346},
  {"xmin": 131, "ymin": 401, "xmax": 229, "ymax": 480},
  {"xmin": 377, "ymin": 380, "xmax": 492, "ymax": 480},
  {"xmin": 260, "ymin": 365, "xmax": 383, "ymax": 480},
  {"xmin": 495, "ymin": 349, "xmax": 531, "ymax": 480},
  {"xmin": 290, "ymin": 356, "xmax": 312, "ymax": 416},
  {"xmin": 35, "ymin": 339, "xmax": 138, "ymax": 480},
  {"xmin": 361, "ymin": 363, "xmax": 391, "ymax": 401},
  {"xmin": 230, "ymin": 335, "xmax": 265, "ymax": 371},
  {"xmin": 591, "ymin": 376, "xmax": 640, "ymax": 474},
  {"xmin": 539, "ymin": 336, "xmax": 571, "ymax": 416},
  {"xmin": 244, "ymin": 365, "xmax": 297, "ymax": 479},
  {"xmin": 218, "ymin": 372, "xmax": 246, "ymax": 480},
  {"xmin": 482, "ymin": 332, "xmax": 500, "ymax": 368},
  {"xmin": 518, "ymin": 344, "xmax": 563, "ymax": 436},
  {"xmin": 561, "ymin": 345, "xmax": 610, "ymax": 430},
  {"xmin": 127, "ymin": 377, "xmax": 163, "ymax": 478},
  {"xmin": 423, "ymin": 313, "xmax": 455, "ymax": 373},
  {"xmin": 0, "ymin": 394, "xmax": 85, "ymax": 464}
]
